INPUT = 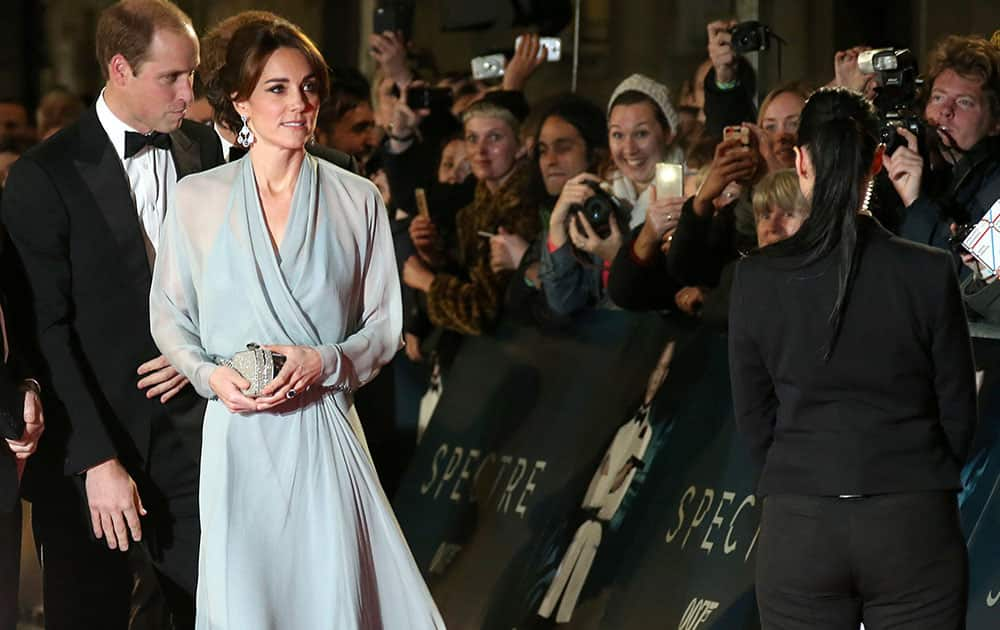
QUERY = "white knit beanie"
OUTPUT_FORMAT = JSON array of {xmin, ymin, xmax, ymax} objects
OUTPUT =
[{"xmin": 607, "ymin": 73, "xmax": 680, "ymax": 134}]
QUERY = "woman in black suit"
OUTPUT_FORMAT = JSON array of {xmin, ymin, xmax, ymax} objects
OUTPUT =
[{"xmin": 729, "ymin": 87, "xmax": 977, "ymax": 629}]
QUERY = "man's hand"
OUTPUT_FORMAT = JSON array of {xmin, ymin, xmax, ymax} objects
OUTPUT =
[
  {"xmin": 137, "ymin": 355, "xmax": 188, "ymax": 403},
  {"xmin": 6, "ymin": 388, "xmax": 44, "ymax": 481},
  {"xmin": 883, "ymin": 127, "xmax": 923, "ymax": 207},
  {"xmin": 830, "ymin": 46, "xmax": 876, "ymax": 98},
  {"xmin": 549, "ymin": 173, "xmax": 601, "ymax": 250},
  {"xmin": 85, "ymin": 458, "xmax": 146, "ymax": 551},
  {"xmin": 707, "ymin": 20, "xmax": 739, "ymax": 84},
  {"xmin": 503, "ymin": 33, "xmax": 546, "ymax": 91},
  {"xmin": 569, "ymin": 213, "xmax": 623, "ymax": 263}
]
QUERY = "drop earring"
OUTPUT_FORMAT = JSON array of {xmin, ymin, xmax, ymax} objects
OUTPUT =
[
  {"xmin": 860, "ymin": 178, "xmax": 874, "ymax": 216},
  {"xmin": 237, "ymin": 113, "xmax": 255, "ymax": 148}
]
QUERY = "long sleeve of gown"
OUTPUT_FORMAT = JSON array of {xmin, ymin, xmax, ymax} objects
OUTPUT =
[
  {"xmin": 150, "ymin": 185, "xmax": 219, "ymax": 400},
  {"xmin": 315, "ymin": 188, "xmax": 403, "ymax": 391}
]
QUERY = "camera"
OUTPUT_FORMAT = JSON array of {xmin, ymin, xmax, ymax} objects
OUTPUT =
[
  {"xmin": 406, "ymin": 87, "xmax": 452, "ymax": 111},
  {"xmin": 373, "ymin": 2, "xmax": 414, "ymax": 41},
  {"xmin": 858, "ymin": 48, "xmax": 925, "ymax": 155},
  {"xmin": 570, "ymin": 182, "xmax": 626, "ymax": 239},
  {"xmin": 471, "ymin": 54, "xmax": 506, "ymax": 80},
  {"xmin": 729, "ymin": 21, "xmax": 774, "ymax": 53}
]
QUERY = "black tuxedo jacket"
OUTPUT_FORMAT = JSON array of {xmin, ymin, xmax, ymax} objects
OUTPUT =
[
  {"xmin": 0, "ymin": 106, "xmax": 223, "ymax": 482},
  {"xmin": 729, "ymin": 215, "xmax": 978, "ymax": 497}
]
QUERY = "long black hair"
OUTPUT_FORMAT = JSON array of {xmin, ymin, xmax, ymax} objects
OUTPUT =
[{"xmin": 758, "ymin": 87, "xmax": 880, "ymax": 360}]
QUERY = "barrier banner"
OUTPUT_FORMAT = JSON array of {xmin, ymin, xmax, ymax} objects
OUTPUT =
[
  {"xmin": 394, "ymin": 314, "xmax": 1000, "ymax": 629},
  {"xmin": 392, "ymin": 310, "xmax": 678, "ymax": 629}
]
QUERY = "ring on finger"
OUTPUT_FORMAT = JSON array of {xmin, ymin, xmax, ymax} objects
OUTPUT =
[{"xmin": 286, "ymin": 389, "xmax": 297, "ymax": 399}]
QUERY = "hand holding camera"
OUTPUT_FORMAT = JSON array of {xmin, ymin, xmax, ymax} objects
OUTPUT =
[
  {"xmin": 369, "ymin": 30, "xmax": 412, "ymax": 87},
  {"xmin": 503, "ymin": 33, "xmax": 548, "ymax": 92},
  {"xmin": 549, "ymin": 173, "xmax": 601, "ymax": 249},
  {"xmin": 832, "ymin": 46, "xmax": 875, "ymax": 97},
  {"xmin": 694, "ymin": 136, "xmax": 758, "ymax": 216},
  {"xmin": 569, "ymin": 209, "xmax": 623, "ymax": 263},
  {"xmin": 882, "ymin": 126, "xmax": 923, "ymax": 207},
  {"xmin": 707, "ymin": 20, "xmax": 739, "ymax": 84}
]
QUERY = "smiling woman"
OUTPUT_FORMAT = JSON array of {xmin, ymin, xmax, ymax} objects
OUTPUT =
[{"xmin": 149, "ymin": 15, "xmax": 445, "ymax": 629}]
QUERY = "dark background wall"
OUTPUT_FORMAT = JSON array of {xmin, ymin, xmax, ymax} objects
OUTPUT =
[{"xmin": 4, "ymin": 0, "xmax": 1000, "ymax": 116}]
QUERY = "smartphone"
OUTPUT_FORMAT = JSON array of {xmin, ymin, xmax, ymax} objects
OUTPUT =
[
  {"xmin": 515, "ymin": 35, "xmax": 562, "ymax": 62},
  {"xmin": 655, "ymin": 163, "xmax": 684, "ymax": 198},
  {"xmin": 373, "ymin": 3, "xmax": 414, "ymax": 40},
  {"xmin": 406, "ymin": 87, "xmax": 453, "ymax": 111},
  {"xmin": 471, "ymin": 54, "xmax": 506, "ymax": 80},
  {"xmin": 723, "ymin": 125, "xmax": 750, "ymax": 146}
]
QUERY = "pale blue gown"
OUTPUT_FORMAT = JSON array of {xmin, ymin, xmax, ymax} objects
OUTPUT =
[{"xmin": 150, "ymin": 155, "xmax": 444, "ymax": 629}]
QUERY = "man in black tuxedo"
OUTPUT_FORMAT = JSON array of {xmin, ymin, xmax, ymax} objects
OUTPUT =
[{"xmin": 0, "ymin": 1, "xmax": 223, "ymax": 628}]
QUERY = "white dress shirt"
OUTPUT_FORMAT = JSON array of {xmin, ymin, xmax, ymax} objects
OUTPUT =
[
  {"xmin": 95, "ymin": 90, "xmax": 177, "ymax": 259},
  {"xmin": 215, "ymin": 123, "xmax": 237, "ymax": 163}
]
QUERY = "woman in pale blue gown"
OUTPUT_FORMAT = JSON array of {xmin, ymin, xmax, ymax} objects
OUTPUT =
[{"xmin": 149, "ymin": 18, "xmax": 444, "ymax": 629}]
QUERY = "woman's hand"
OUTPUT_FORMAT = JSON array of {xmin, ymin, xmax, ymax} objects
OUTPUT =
[
  {"xmin": 503, "ymin": 33, "xmax": 546, "ymax": 91},
  {"xmin": 408, "ymin": 214, "xmax": 443, "ymax": 266},
  {"xmin": 255, "ymin": 345, "xmax": 325, "ymax": 411},
  {"xmin": 489, "ymin": 227, "xmax": 530, "ymax": 272},
  {"xmin": 674, "ymin": 286, "xmax": 708, "ymax": 316},
  {"xmin": 569, "ymin": 212, "xmax": 623, "ymax": 263},
  {"xmin": 403, "ymin": 255, "xmax": 435, "ymax": 292},
  {"xmin": 404, "ymin": 332, "xmax": 423, "ymax": 363},
  {"xmin": 369, "ymin": 31, "xmax": 412, "ymax": 86},
  {"xmin": 549, "ymin": 173, "xmax": 600, "ymax": 249},
  {"xmin": 209, "ymin": 366, "xmax": 256, "ymax": 414},
  {"xmin": 633, "ymin": 186, "xmax": 683, "ymax": 261},
  {"xmin": 693, "ymin": 138, "xmax": 757, "ymax": 216}
]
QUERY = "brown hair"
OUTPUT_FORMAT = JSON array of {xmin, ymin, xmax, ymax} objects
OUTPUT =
[
  {"xmin": 216, "ymin": 20, "xmax": 330, "ymax": 135},
  {"xmin": 95, "ymin": 0, "xmax": 193, "ymax": 81},
  {"xmin": 756, "ymin": 81, "xmax": 811, "ymax": 127},
  {"xmin": 201, "ymin": 11, "xmax": 289, "ymax": 129},
  {"xmin": 924, "ymin": 35, "xmax": 1000, "ymax": 125}
]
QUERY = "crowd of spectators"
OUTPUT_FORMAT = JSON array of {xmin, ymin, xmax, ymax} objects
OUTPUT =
[{"xmin": 2, "ymin": 18, "xmax": 999, "ymax": 492}]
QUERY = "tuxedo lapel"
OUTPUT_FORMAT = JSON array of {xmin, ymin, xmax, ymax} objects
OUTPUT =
[
  {"xmin": 169, "ymin": 124, "xmax": 203, "ymax": 179},
  {"xmin": 74, "ymin": 108, "xmax": 153, "ymax": 291}
]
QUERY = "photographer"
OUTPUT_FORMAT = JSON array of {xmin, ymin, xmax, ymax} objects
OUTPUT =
[
  {"xmin": 488, "ymin": 95, "xmax": 610, "ymax": 322},
  {"xmin": 886, "ymin": 35, "xmax": 1000, "ymax": 252},
  {"xmin": 703, "ymin": 20, "xmax": 758, "ymax": 139}
]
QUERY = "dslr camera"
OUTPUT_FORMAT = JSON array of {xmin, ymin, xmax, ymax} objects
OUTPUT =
[
  {"xmin": 858, "ymin": 48, "xmax": 925, "ymax": 155},
  {"xmin": 570, "ymin": 181, "xmax": 626, "ymax": 239}
]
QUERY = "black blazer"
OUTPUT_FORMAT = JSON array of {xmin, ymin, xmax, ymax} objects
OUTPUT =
[
  {"xmin": 729, "ymin": 215, "xmax": 978, "ymax": 497},
  {"xmin": 0, "ymin": 106, "xmax": 224, "ymax": 479}
]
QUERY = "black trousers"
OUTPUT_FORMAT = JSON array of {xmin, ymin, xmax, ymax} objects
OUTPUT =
[
  {"xmin": 32, "ymin": 415, "xmax": 200, "ymax": 630},
  {"xmin": 756, "ymin": 492, "xmax": 967, "ymax": 630},
  {"xmin": 0, "ymin": 501, "xmax": 20, "ymax": 629}
]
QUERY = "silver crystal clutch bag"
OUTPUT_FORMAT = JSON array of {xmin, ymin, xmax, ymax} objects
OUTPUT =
[{"xmin": 217, "ymin": 343, "xmax": 287, "ymax": 397}]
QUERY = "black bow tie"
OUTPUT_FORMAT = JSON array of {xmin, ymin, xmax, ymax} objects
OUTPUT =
[
  {"xmin": 228, "ymin": 145, "xmax": 248, "ymax": 162},
  {"xmin": 124, "ymin": 131, "xmax": 172, "ymax": 158}
]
